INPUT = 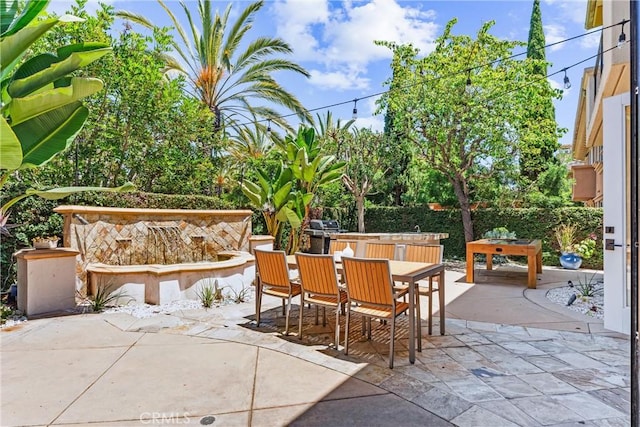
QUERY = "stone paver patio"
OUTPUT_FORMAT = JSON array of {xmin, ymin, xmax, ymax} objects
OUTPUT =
[{"xmin": 0, "ymin": 265, "xmax": 631, "ymax": 426}]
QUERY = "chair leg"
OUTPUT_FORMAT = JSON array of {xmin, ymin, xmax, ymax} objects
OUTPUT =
[
  {"xmin": 255, "ymin": 286, "xmax": 262, "ymax": 327},
  {"xmin": 298, "ymin": 295, "xmax": 305, "ymax": 339},
  {"xmin": 344, "ymin": 308, "xmax": 350, "ymax": 355},
  {"xmin": 284, "ymin": 296, "xmax": 291, "ymax": 335},
  {"xmin": 367, "ymin": 317, "xmax": 372, "ymax": 340},
  {"xmin": 428, "ymin": 279, "xmax": 433, "ymax": 336},
  {"xmin": 315, "ymin": 305, "xmax": 319, "ymax": 325},
  {"xmin": 282, "ymin": 299, "xmax": 286, "ymax": 316},
  {"xmin": 322, "ymin": 306, "xmax": 327, "ymax": 327},
  {"xmin": 415, "ymin": 284, "xmax": 422, "ymax": 352},
  {"xmin": 334, "ymin": 307, "xmax": 340, "ymax": 350},
  {"xmin": 389, "ymin": 315, "xmax": 395, "ymax": 369}
]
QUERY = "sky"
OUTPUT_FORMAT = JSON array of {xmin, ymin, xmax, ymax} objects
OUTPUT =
[{"xmin": 49, "ymin": 0, "xmax": 612, "ymax": 147}]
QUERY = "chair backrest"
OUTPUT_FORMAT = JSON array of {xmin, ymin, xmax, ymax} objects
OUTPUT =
[
  {"xmin": 342, "ymin": 257, "xmax": 394, "ymax": 306},
  {"xmin": 404, "ymin": 244, "xmax": 444, "ymax": 264},
  {"xmin": 254, "ymin": 249, "xmax": 290, "ymax": 288},
  {"xmin": 365, "ymin": 242, "xmax": 397, "ymax": 260},
  {"xmin": 295, "ymin": 253, "xmax": 340, "ymax": 297},
  {"xmin": 329, "ymin": 240, "xmax": 358, "ymax": 255}
]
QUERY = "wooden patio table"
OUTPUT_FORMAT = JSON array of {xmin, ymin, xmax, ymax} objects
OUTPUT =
[
  {"xmin": 287, "ymin": 255, "xmax": 445, "ymax": 364},
  {"xmin": 465, "ymin": 239, "xmax": 542, "ymax": 288}
]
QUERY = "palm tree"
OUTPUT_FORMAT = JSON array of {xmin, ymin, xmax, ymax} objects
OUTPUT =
[{"xmin": 117, "ymin": 0, "xmax": 311, "ymax": 132}]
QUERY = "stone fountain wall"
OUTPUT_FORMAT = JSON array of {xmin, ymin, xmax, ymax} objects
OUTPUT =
[{"xmin": 54, "ymin": 206, "xmax": 253, "ymax": 286}]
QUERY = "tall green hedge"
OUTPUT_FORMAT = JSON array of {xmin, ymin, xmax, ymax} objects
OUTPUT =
[{"xmin": 327, "ymin": 206, "xmax": 603, "ymax": 269}]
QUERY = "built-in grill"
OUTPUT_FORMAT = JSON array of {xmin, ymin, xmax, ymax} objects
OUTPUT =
[{"xmin": 304, "ymin": 219, "xmax": 342, "ymax": 254}]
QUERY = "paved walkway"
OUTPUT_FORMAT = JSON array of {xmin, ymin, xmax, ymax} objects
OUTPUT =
[{"xmin": 0, "ymin": 266, "xmax": 631, "ymax": 426}]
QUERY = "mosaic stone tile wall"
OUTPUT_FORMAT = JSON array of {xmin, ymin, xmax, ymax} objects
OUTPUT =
[{"xmin": 54, "ymin": 206, "xmax": 253, "ymax": 285}]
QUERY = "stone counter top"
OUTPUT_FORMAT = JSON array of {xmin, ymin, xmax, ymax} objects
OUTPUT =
[{"xmin": 330, "ymin": 232, "xmax": 449, "ymax": 241}]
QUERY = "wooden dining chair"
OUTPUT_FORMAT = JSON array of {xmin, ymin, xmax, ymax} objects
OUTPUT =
[
  {"xmin": 328, "ymin": 240, "xmax": 358, "ymax": 255},
  {"xmin": 295, "ymin": 253, "xmax": 347, "ymax": 347},
  {"xmin": 402, "ymin": 244, "xmax": 444, "ymax": 335},
  {"xmin": 254, "ymin": 249, "xmax": 301, "ymax": 335},
  {"xmin": 341, "ymin": 257, "xmax": 410, "ymax": 369},
  {"xmin": 364, "ymin": 242, "xmax": 397, "ymax": 260}
]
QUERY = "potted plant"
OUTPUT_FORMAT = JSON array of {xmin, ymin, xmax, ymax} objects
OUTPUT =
[
  {"xmin": 554, "ymin": 225, "xmax": 596, "ymax": 269},
  {"xmin": 32, "ymin": 236, "xmax": 59, "ymax": 250}
]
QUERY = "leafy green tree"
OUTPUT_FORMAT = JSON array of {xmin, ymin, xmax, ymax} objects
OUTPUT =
[
  {"xmin": 117, "ymin": 0, "xmax": 311, "ymax": 132},
  {"xmin": 31, "ymin": 2, "xmax": 216, "ymax": 195},
  {"xmin": 378, "ymin": 19, "xmax": 562, "ymax": 242},
  {"xmin": 330, "ymin": 128, "xmax": 390, "ymax": 232},
  {"xmin": 520, "ymin": 0, "xmax": 561, "ymax": 182}
]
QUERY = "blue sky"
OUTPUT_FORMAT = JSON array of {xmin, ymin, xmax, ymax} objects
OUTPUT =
[{"xmin": 50, "ymin": 0, "xmax": 609, "ymax": 147}]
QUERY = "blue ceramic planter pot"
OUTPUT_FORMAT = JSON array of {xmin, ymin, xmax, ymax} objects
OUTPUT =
[{"xmin": 559, "ymin": 253, "xmax": 582, "ymax": 270}]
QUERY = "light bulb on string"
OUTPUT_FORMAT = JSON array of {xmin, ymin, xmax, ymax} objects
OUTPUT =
[
  {"xmin": 563, "ymin": 69, "xmax": 571, "ymax": 89},
  {"xmin": 266, "ymin": 120, "xmax": 271, "ymax": 132},
  {"xmin": 352, "ymin": 99, "xmax": 358, "ymax": 119},
  {"xmin": 617, "ymin": 21, "xmax": 626, "ymax": 48},
  {"xmin": 465, "ymin": 71, "xmax": 473, "ymax": 95}
]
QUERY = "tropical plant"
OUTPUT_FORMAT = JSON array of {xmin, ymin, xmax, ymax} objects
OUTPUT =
[
  {"xmin": 241, "ymin": 163, "xmax": 301, "ymax": 249},
  {"xmin": 117, "ymin": 0, "xmax": 311, "ymax": 132},
  {"xmin": 0, "ymin": 0, "xmax": 132, "ymax": 227}
]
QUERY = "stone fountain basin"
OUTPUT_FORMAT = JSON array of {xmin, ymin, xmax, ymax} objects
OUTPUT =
[{"xmin": 86, "ymin": 251, "xmax": 255, "ymax": 305}]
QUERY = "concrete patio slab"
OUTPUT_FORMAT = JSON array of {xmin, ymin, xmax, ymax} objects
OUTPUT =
[{"xmin": 0, "ymin": 264, "xmax": 631, "ymax": 426}]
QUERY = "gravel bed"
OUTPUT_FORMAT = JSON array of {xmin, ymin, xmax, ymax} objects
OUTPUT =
[
  {"xmin": 546, "ymin": 282, "xmax": 604, "ymax": 319},
  {"xmin": 104, "ymin": 300, "xmax": 207, "ymax": 318}
]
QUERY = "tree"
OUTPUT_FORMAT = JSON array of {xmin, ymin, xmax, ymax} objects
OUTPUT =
[
  {"xmin": 117, "ymin": 0, "xmax": 311, "ymax": 132},
  {"xmin": 520, "ymin": 0, "xmax": 561, "ymax": 182},
  {"xmin": 332, "ymin": 128, "xmax": 390, "ymax": 232},
  {"xmin": 378, "ymin": 20, "xmax": 562, "ymax": 242},
  {"xmin": 30, "ymin": 2, "xmax": 218, "ymax": 195},
  {"xmin": 0, "ymin": 0, "xmax": 132, "ymax": 229}
]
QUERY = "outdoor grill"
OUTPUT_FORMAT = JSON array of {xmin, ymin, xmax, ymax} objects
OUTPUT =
[{"xmin": 304, "ymin": 219, "xmax": 342, "ymax": 254}]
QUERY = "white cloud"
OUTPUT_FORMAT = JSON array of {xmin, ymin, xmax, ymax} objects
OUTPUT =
[
  {"xmin": 352, "ymin": 115, "xmax": 384, "ymax": 132},
  {"xmin": 48, "ymin": 0, "xmax": 112, "ymax": 16},
  {"xmin": 548, "ymin": 76, "xmax": 564, "ymax": 91},
  {"xmin": 309, "ymin": 69, "xmax": 370, "ymax": 91},
  {"xmin": 272, "ymin": 0, "xmax": 438, "ymax": 88},
  {"xmin": 580, "ymin": 31, "xmax": 601, "ymax": 49},
  {"xmin": 544, "ymin": 24, "xmax": 567, "ymax": 51},
  {"xmin": 543, "ymin": 0, "xmax": 587, "ymax": 26}
]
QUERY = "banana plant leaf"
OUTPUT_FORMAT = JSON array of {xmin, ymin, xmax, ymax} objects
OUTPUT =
[
  {"xmin": 0, "ymin": 18, "xmax": 57, "ymax": 79},
  {"xmin": 12, "ymin": 102, "xmax": 88, "ymax": 168},
  {"xmin": 1, "ymin": 182, "xmax": 136, "ymax": 215},
  {"xmin": 241, "ymin": 181, "xmax": 265, "ymax": 208},
  {"xmin": 0, "ymin": 0, "xmax": 49, "ymax": 37},
  {"xmin": 8, "ymin": 44, "xmax": 111, "ymax": 98},
  {"xmin": 9, "ymin": 77, "xmax": 103, "ymax": 125},
  {"xmin": 0, "ymin": 115, "xmax": 21, "ymax": 169},
  {"xmin": 276, "ymin": 205, "xmax": 301, "ymax": 229}
]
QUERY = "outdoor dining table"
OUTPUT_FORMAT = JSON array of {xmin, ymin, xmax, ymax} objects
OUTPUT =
[{"xmin": 286, "ymin": 255, "xmax": 445, "ymax": 364}]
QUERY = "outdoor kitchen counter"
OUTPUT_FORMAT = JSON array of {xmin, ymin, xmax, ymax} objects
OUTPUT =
[{"xmin": 330, "ymin": 232, "xmax": 449, "ymax": 258}]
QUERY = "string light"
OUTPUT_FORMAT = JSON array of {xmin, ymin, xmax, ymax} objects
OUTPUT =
[
  {"xmin": 563, "ymin": 69, "xmax": 571, "ymax": 90},
  {"xmin": 266, "ymin": 120, "xmax": 271, "ymax": 132},
  {"xmin": 352, "ymin": 99, "xmax": 358, "ymax": 119},
  {"xmin": 234, "ymin": 19, "xmax": 629, "ymax": 128},
  {"xmin": 618, "ymin": 20, "xmax": 626, "ymax": 48}
]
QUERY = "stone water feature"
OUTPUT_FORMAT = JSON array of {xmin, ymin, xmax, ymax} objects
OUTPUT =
[{"xmin": 54, "ymin": 206, "xmax": 259, "ymax": 305}]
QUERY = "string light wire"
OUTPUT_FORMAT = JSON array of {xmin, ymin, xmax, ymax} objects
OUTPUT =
[{"xmin": 235, "ymin": 19, "xmax": 630, "ymax": 128}]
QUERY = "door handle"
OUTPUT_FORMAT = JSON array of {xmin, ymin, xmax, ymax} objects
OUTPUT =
[{"xmin": 605, "ymin": 239, "xmax": 624, "ymax": 251}]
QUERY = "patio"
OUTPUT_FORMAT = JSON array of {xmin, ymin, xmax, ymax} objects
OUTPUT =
[{"xmin": 0, "ymin": 264, "xmax": 630, "ymax": 426}]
